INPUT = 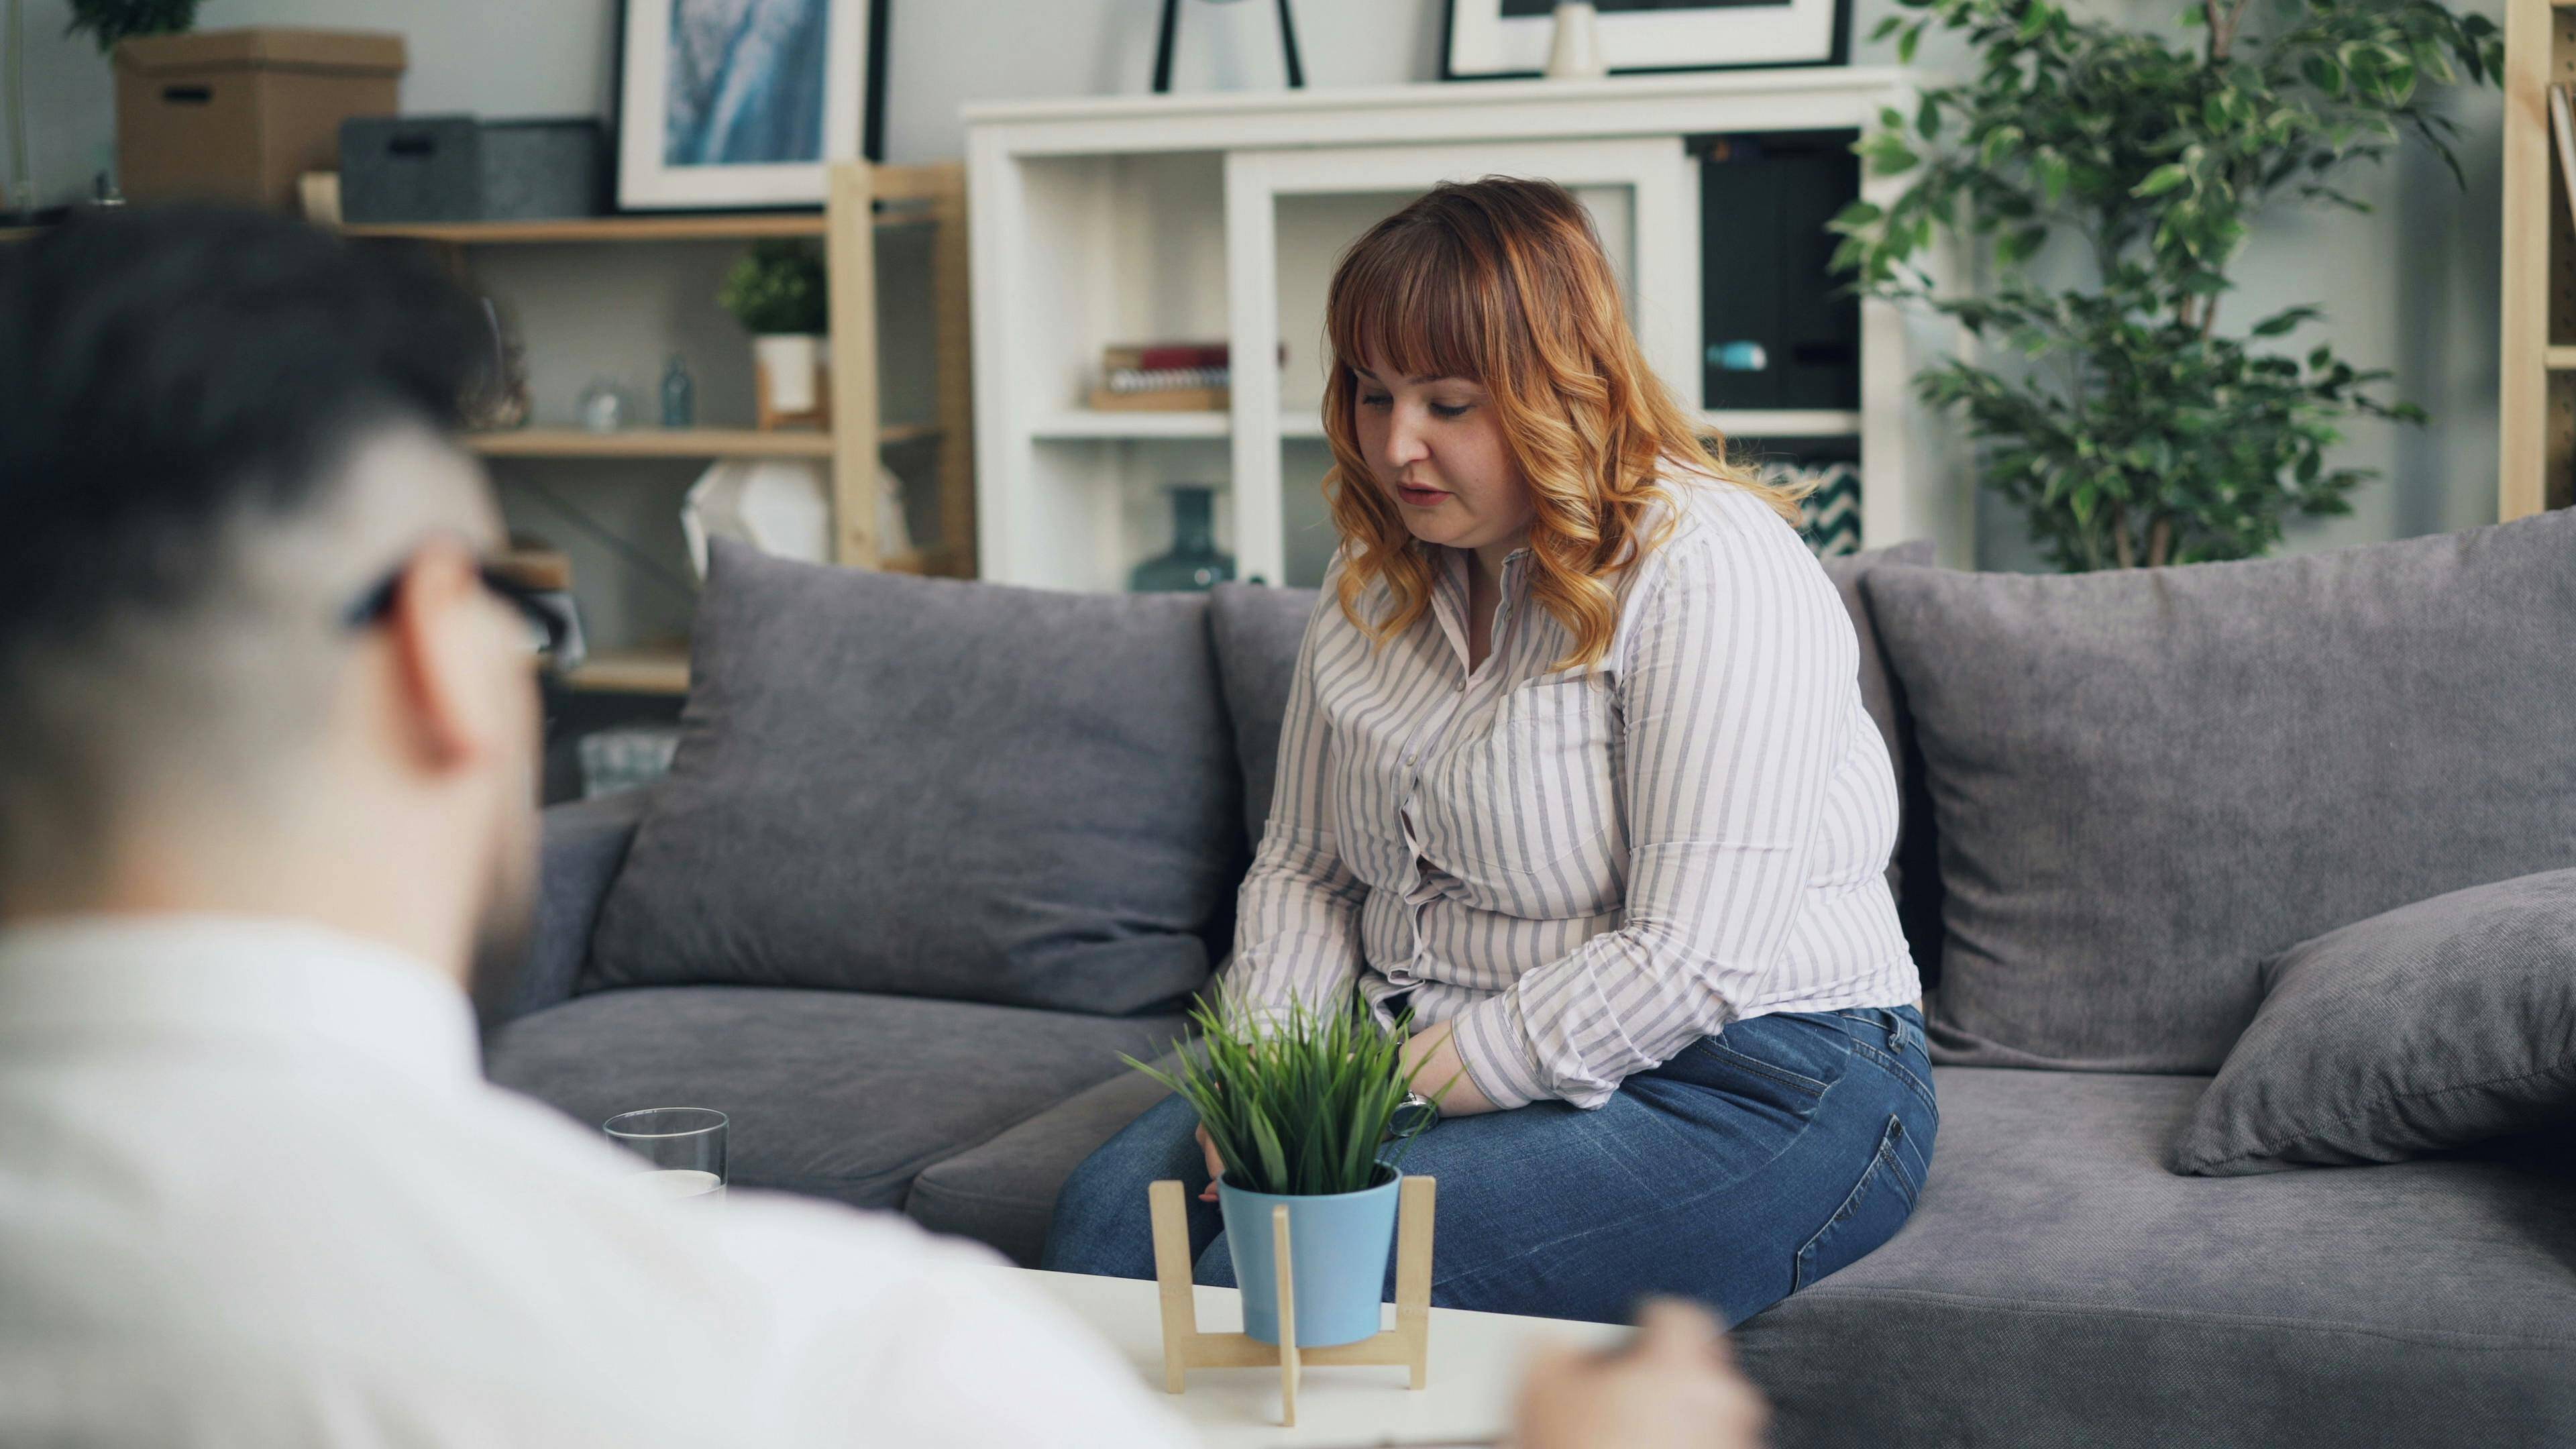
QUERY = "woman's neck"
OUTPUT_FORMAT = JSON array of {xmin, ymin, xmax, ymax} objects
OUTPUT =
[{"xmin": 1468, "ymin": 535, "xmax": 1525, "ymax": 592}]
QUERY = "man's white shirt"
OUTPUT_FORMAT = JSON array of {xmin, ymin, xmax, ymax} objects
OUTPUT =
[{"xmin": 0, "ymin": 913, "xmax": 1197, "ymax": 1447}]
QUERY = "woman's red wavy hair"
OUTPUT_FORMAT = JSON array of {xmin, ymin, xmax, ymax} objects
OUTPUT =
[{"xmin": 1316, "ymin": 176, "xmax": 1812, "ymax": 672}]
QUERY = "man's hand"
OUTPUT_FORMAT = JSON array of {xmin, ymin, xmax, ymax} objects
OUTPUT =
[{"xmin": 1511, "ymin": 1298, "xmax": 1770, "ymax": 1449}]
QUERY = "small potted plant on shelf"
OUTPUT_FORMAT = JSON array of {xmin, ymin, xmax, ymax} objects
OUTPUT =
[
  {"xmin": 1126, "ymin": 994, "xmax": 1449, "ymax": 1348},
  {"xmin": 718, "ymin": 238, "xmax": 830, "ymax": 430}
]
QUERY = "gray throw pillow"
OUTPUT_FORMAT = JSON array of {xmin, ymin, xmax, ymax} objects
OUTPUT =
[
  {"xmin": 585, "ymin": 539, "xmax": 1242, "ymax": 1016},
  {"xmin": 1863, "ymin": 504, "xmax": 2576, "ymax": 1073},
  {"xmin": 2169, "ymin": 866, "xmax": 2576, "ymax": 1176}
]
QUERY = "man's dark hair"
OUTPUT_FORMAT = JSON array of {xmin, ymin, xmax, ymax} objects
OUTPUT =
[{"xmin": 0, "ymin": 203, "xmax": 487, "ymax": 653}]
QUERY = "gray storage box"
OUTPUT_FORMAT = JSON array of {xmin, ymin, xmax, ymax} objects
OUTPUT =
[{"xmin": 339, "ymin": 115, "xmax": 606, "ymax": 224}]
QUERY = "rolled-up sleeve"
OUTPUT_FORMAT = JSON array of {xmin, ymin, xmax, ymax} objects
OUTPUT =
[
  {"xmin": 1446, "ymin": 521, "xmax": 1856, "ymax": 1110},
  {"xmin": 1218, "ymin": 557, "xmax": 1369, "ymax": 1026}
]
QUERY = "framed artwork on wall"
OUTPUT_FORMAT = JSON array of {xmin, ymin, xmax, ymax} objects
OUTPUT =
[
  {"xmin": 1442, "ymin": 0, "xmax": 1849, "ymax": 80},
  {"xmin": 615, "ymin": 0, "xmax": 890, "ymax": 212}
]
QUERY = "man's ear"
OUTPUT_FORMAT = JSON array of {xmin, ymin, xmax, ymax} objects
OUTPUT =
[{"xmin": 382, "ymin": 542, "xmax": 502, "ymax": 772}]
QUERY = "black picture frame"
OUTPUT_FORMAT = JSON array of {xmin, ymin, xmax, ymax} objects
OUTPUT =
[
  {"xmin": 1440, "ymin": 0, "xmax": 1851, "ymax": 83},
  {"xmin": 613, "ymin": 0, "xmax": 892, "ymax": 214}
]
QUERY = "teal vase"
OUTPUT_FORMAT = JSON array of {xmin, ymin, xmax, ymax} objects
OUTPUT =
[
  {"xmin": 1130, "ymin": 486, "xmax": 1236, "ymax": 592},
  {"xmin": 1218, "ymin": 1168, "xmax": 1401, "ymax": 1348}
]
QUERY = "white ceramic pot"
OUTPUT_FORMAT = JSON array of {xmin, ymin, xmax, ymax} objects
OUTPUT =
[{"xmin": 753, "ymin": 333, "xmax": 823, "ymax": 414}]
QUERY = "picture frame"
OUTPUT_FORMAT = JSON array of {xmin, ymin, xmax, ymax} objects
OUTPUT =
[
  {"xmin": 1441, "ymin": 0, "xmax": 1849, "ymax": 81},
  {"xmin": 614, "ymin": 0, "xmax": 891, "ymax": 213}
]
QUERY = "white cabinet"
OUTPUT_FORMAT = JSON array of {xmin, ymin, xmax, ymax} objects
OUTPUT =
[{"xmin": 965, "ymin": 71, "xmax": 1969, "ymax": 592}]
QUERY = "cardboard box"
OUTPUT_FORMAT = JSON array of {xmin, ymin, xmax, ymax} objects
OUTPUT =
[{"xmin": 114, "ymin": 28, "xmax": 405, "ymax": 210}]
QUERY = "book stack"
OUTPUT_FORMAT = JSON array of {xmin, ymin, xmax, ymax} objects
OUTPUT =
[{"xmin": 1087, "ymin": 339, "xmax": 1286, "ymax": 412}]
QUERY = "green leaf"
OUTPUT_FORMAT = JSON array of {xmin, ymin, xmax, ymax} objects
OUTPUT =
[{"xmin": 2135, "ymin": 163, "xmax": 2192, "ymax": 198}]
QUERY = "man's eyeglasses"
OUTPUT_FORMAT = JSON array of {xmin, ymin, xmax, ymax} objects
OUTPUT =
[{"xmin": 341, "ymin": 554, "xmax": 587, "ymax": 679}]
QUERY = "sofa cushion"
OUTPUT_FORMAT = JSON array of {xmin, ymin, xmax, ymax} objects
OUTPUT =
[
  {"xmin": 1208, "ymin": 538, "xmax": 1941, "ymax": 967},
  {"xmin": 484, "ymin": 985, "xmax": 1191, "ymax": 1209},
  {"xmin": 1863, "ymin": 506, "xmax": 2576, "ymax": 1072},
  {"xmin": 586, "ymin": 539, "xmax": 1243, "ymax": 1016},
  {"xmin": 1208, "ymin": 580, "xmax": 1316, "ymax": 853},
  {"xmin": 2170, "ymin": 865, "xmax": 2576, "ymax": 1176},
  {"xmin": 1735, "ymin": 1066, "xmax": 2576, "ymax": 1448},
  {"xmin": 906, "ymin": 1058, "xmax": 1179, "ymax": 1267},
  {"xmin": 1819, "ymin": 539, "xmax": 1941, "ymax": 975}
]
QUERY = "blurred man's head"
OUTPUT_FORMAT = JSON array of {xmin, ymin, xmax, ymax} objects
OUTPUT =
[{"xmin": 0, "ymin": 205, "xmax": 541, "ymax": 977}]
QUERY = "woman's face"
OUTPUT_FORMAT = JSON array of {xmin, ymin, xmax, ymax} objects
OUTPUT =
[{"xmin": 1351, "ymin": 347, "xmax": 1533, "ymax": 557}]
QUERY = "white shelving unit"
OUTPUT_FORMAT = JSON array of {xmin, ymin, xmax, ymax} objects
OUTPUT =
[{"xmin": 964, "ymin": 70, "xmax": 1969, "ymax": 592}]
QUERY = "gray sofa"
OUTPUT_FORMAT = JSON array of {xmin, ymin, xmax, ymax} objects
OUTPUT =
[{"xmin": 484, "ymin": 518, "xmax": 2576, "ymax": 1446}]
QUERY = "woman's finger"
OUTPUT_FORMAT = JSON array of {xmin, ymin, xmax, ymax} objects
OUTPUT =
[{"xmin": 1196, "ymin": 1124, "xmax": 1224, "ymax": 1200}]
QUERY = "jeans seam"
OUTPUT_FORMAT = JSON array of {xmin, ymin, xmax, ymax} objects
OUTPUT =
[
  {"xmin": 1847, "ymin": 1036, "xmax": 1939, "ymax": 1120},
  {"xmin": 1791, "ymin": 1115, "xmax": 1913, "ymax": 1293},
  {"xmin": 1702, "ymin": 1039, "xmax": 1834, "ymax": 1098}
]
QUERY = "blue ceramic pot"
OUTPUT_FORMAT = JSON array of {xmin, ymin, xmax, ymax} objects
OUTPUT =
[{"xmin": 1217, "ymin": 1168, "xmax": 1402, "ymax": 1348}]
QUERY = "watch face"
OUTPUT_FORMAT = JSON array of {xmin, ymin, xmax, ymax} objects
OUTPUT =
[{"xmin": 1389, "ymin": 1099, "xmax": 1437, "ymax": 1139}]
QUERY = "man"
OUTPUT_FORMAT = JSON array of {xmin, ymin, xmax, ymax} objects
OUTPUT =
[{"xmin": 0, "ymin": 205, "xmax": 1768, "ymax": 1448}]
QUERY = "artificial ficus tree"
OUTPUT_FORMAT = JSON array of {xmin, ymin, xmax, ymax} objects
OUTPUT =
[{"xmin": 1830, "ymin": 0, "xmax": 2502, "ymax": 570}]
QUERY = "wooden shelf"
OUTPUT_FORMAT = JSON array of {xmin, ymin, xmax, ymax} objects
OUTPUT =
[
  {"xmin": 343, "ymin": 213, "xmax": 835, "ymax": 244},
  {"xmin": 566, "ymin": 647, "xmax": 692, "ymax": 696},
  {"xmin": 1034, "ymin": 409, "xmax": 1231, "ymax": 439},
  {"xmin": 466, "ymin": 425, "xmax": 940, "ymax": 459},
  {"xmin": 2544, "ymin": 346, "xmax": 2576, "ymax": 370}
]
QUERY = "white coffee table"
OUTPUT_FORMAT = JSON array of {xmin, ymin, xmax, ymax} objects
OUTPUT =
[{"xmin": 1014, "ymin": 1267, "xmax": 1631, "ymax": 1448}]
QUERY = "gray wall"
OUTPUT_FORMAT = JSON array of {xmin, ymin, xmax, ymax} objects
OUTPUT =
[{"xmin": 6, "ymin": 0, "xmax": 2506, "ymax": 582}]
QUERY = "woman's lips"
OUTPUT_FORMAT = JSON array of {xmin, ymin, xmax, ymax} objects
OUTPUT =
[{"xmin": 1397, "ymin": 482, "xmax": 1446, "ymax": 506}]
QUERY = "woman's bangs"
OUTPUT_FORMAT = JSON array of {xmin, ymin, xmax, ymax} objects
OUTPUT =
[{"xmin": 1327, "ymin": 229, "xmax": 1486, "ymax": 388}]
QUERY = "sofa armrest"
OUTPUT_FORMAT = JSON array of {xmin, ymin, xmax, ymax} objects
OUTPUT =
[{"xmin": 471, "ymin": 788, "xmax": 650, "ymax": 1035}]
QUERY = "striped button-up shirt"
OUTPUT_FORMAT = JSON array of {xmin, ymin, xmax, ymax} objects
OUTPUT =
[{"xmin": 1222, "ymin": 470, "xmax": 1921, "ymax": 1111}]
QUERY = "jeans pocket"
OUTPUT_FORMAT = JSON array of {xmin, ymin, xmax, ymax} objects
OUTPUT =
[{"xmin": 1791, "ymin": 1114, "xmax": 1924, "ymax": 1293}]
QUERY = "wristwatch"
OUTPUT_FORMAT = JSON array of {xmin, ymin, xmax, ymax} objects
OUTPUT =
[{"xmin": 1387, "ymin": 1089, "xmax": 1441, "ymax": 1140}]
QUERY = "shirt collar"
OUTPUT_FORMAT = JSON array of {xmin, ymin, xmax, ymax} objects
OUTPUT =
[{"xmin": 0, "ymin": 913, "xmax": 481, "ymax": 1095}]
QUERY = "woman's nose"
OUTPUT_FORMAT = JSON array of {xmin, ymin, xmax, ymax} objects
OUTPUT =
[{"xmin": 1382, "ymin": 411, "xmax": 1430, "ymax": 469}]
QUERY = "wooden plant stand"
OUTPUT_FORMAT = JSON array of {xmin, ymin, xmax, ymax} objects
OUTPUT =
[{"xmin": 1148, "ymin": 1175, "xmax": 1437, "ymax": 1428}]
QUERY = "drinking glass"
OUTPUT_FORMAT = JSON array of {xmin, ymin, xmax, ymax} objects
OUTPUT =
[{"xmin": 603, "ymin": 1108, "xmax": 727, "ymax": 1205}]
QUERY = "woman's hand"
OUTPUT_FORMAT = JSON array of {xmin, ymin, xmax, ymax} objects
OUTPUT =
[
  {"xmin": 1193, "ymin": 1019, "xmax": 1501, "ymax": 1205},
  {"xmin": 1195, "ymin": 1122, "xmax": 1225, "ymax": 1203}
]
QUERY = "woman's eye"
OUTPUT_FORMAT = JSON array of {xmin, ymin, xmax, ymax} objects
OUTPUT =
[
  {"xmin": 1360, "ymin": 392, "xmax": 1391, "ymax": 409},
  {"xmin": 1431, "ymin": 403, "xmax": 1469, "ymax": 419}
]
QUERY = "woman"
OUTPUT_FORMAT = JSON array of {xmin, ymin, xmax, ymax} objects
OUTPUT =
[{"xmin": 1040, "ymin": 177, "xmax": 1935, "ymax": 1327}]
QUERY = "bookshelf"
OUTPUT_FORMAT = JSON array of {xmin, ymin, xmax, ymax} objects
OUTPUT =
[
  {"xmin": 345, "ymin": 161, "xmax": 973, "ymax": 579},
  {"xmin": 963, "ymin": 71, "xmax": 1970, "ymax": 593},
  {"xmin": 340, "ymin": 161, "xmax": 976, "ymax": 704},
  {"xmin": 2500, "ymin": 0, "xmax": 2576, "ymax": 519}
]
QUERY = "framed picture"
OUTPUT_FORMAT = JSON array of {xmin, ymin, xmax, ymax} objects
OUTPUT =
[
  {"xmin": 1442, "ymin": 0, "xmax": 1849, "ymax": 80},
  {"xmin": 615, "ymin": 0, "xmax": 891, "ymax": 212}
]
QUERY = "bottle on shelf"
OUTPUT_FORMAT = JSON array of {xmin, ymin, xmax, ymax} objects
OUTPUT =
[
  {"xmin": 660, "ymin": 354, "xmax": 696, "ymax": 428},
  {"xmin": 1129, "ymin": 485, "xmax": 1236, "ymax": 592}
]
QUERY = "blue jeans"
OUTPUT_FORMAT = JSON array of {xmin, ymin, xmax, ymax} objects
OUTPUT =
[{"xmin": 1040, "ymin": 1004, "xmax": 1937, "ymax": 1326}]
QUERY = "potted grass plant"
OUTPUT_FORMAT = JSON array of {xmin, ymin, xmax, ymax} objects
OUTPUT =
[
  {"xmin": 1125, "ymin": 994, "xmax": 1449, "ymax": 1348},
  {"xmin": 718, "ymin": 238, "xmax": 830, "ymax": 429}
]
